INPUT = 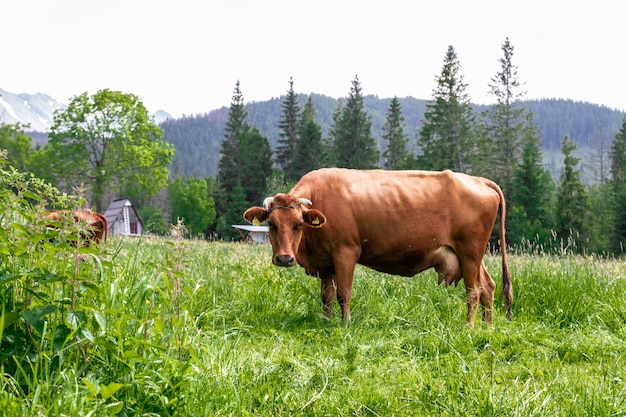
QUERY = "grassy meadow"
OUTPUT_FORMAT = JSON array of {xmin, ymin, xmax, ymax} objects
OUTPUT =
[{"xmin": 2, "ymin": 237, "xmax": 626, "ymax": 416}]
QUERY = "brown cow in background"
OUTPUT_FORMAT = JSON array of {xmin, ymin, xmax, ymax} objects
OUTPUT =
[
  {"xmin": 244, "ymin": 168, "xmax": 513, "ymax": 327},
  {"xmin": 44, "ymin": 210, "xmax": 108, "ymax": 246}
]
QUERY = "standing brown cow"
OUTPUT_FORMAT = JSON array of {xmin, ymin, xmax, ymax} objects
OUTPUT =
[
  {"xmin": 44, "ymin": 210, "xmax": 108, "ymax": 246},
  {"xmin": 243, "ymin": 168, "xmax": 513, "ymax": 326}
]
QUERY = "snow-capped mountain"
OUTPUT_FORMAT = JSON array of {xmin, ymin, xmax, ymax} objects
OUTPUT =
[
  {"xmin": 0, "ymin": 87, "xmax": 172, "ymax": 132},
  {"xmin": 0, "ymin": 88, "xmax": 64, "ymax": 132}
]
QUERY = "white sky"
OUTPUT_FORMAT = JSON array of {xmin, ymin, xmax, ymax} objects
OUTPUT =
[{"xmin": 1, "ymin": 0, "xmax": 624, "ymax": 118}]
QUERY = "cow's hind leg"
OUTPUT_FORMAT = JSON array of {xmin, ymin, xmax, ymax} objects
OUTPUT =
[
  {"xmin": 478, "ymin": 262, "xmax": 496, "ymax": 324},
  {"xmin": 460, "ymin": 259, "xmax": 484, "ymax": 327},
  {"xmin": 463, "ymin": 261, "xmax": 496, "ymax": 326}
]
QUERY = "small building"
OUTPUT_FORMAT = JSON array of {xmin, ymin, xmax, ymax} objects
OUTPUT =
[
  {"xmin": 104, "ymin": 198, "xmax": 144, "ymax": 237},
  {"xmin": 232, "ymin": 225, "xmax": 270, "ymax": 244}
]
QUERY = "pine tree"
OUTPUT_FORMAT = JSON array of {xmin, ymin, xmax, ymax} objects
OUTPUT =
[
  {"xmin": 382, "ymin": 97, "xmax": 411, "ymax": 170},
  {"xmin": 609, "ymin": 115, "xmax": 626, "ymax": 253},
  {"xmin": 509, "ymin": 116, "xmax": 554, "ymax": 246},
  {"xmin": 555, "ymin": 136, "xmax": 590, "ymax": 253},
  {"xmin": 417, "ymin": 45, "xmax": 475, "ymax": 173},
  {"xmin": 330, "ymin": 75, "xmax": 379, "ymax": 169},
  {"xmin": 482, "ymin": 37, "xmax": 535, "ymax": 196},
  {"xmin": 292, "ymin": 95, "xmax": 326, "ymax": 179},
  {"xmin": 217, "ymin": 81, "xmax": 249, "ymax": 214},
  {"xmin": 275, "ymin": 77, "xmax": 301, "ymax": 178}
]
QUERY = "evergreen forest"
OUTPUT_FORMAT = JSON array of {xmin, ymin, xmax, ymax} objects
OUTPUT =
[{"xmin": 161, "ymin": 96, "xmax": 624, "ymax": 183}]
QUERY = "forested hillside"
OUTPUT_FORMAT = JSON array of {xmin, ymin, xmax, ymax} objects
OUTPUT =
[{"xmin": 161, "ymin": 96, "xmax": 624, "ymax": 181}]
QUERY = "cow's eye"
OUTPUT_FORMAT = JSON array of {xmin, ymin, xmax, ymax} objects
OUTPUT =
[{"xmin": 295, "ymin": 222, "xmax": 303, "ymax": 231}]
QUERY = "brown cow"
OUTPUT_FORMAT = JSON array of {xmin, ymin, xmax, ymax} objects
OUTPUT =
[
  {"xmin": 44, "ymin": 210, "xmax": 108, "ymax": 246},
  {"xmin": 243, "ymin": 168, "xmax": 513, "ymax": 326}
]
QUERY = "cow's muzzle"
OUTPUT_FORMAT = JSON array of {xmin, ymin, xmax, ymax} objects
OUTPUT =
[{"xmin": 274, "ymin": 255, "xmax": 296, "ymax": 267}]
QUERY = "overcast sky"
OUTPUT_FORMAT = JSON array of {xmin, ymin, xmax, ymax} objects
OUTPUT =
[{"xmin": 1, "ymin": 0, "xmax": 624, "ymax": 118}]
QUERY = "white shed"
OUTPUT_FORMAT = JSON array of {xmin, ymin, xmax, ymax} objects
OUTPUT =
[
  {"xmin": 232, "ymin": 225, "xmax": 270, "ymax": 244},
  {"xmin": 104, "ymin": 198, "xmax": 144, "ymax": 237}
]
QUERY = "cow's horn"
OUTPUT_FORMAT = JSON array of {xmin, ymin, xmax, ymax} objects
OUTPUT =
[
  {"xmin": 263, "ymin": 197, "xmax": 274, "ymax": 210},
  {"xmin": 298, "ymin": 198, "xmax": 313, "ymax": 206}
]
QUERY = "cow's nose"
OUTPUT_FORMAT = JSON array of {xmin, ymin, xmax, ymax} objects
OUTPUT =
[{"xmin": 275, "ymin": 255, "xmax": 295, "ymax": 267}]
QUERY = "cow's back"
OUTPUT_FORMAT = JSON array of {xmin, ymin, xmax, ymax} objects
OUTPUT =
[{"xmin": 291, "ymin": 168, "xmax": 501, "ymax": 276}]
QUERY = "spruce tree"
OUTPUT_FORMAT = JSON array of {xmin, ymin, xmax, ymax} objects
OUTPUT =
[
  {"xmin": 417, "ymin": 45, "xmax": 475, "ymax": 173},
  {"xmin": 240, "ymin": 126, "xmax": 273, "ymax": 206},
  {"xmin": 555, "ymin": 136, "xmax": 590, "ymax": 253},
  {"xmin": 216, "ymin": 182, "xmax": 250, "ymax": 241},
  {"xmin": 330, "ymin": 75, "xmax": 379, "ymax": 169},
  {"xmin": 610, "ymin": 115, "xmax": 626, "ymax": 253},
  {"xmin": 292, "ymin": 95, "xmax": 326, "ymax": 179},
  {"xmin": 482, "ymin": 37, "xmax": 536, "ymax": 196},
  {"xmin": 382, "ymin": 97, "xmax": 411, "ymax": 170},
  {"xmin": 275, "ymin": 77, "xmax": 301, "ymax": 179}
]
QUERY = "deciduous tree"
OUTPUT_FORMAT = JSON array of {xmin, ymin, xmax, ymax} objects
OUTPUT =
[
  {"xmin": 45, "ymin": 89, "xmax": 174, "ymax": 212},
  {"xmin": 169, "ymin": 176, "xmax": 216, "ymax": 238},
  {"xmin": 0, "ymin": 123, "xmax": 32, "ymax": 172}
]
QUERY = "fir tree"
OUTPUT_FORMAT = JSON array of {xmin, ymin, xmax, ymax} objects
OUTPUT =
[
  {"xmin": 330, "ymin": 75, "xmax": 379, "ymax": 169},
  {"xmin": 382, "ymin": 97, "xmax": 411, "ymax": 170},
  {"xmin": 292, "ymin": 95, "xmax": 326, "ymax": 179},
  {"xmin": 610, "ymin": 115, "xmax": 626, "ymax": 253},
  {"xmin": 555, "ymin": 136, "xmax": 590, "ymax": 253},
  {"xmin": 275, "ymin": 77, "xmax": 301, "ymax": 178},
  {"xmin": 417, "ymin": 45, "xmax": 475, "ymax": 173}
]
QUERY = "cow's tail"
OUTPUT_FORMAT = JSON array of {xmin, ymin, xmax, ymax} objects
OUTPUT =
[{"xmin": 487, "ymin": 180, "xmax": 513, "ymax": 318}]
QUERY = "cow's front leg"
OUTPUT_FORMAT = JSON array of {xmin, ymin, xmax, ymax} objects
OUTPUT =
[
  {"xmin": 320, "ymin": 278, "xmax": 335, "ymax": 319},
  {"xmin": 336, "ymin": 280, "xmax": 353, "ymax": 323},
  {"xmin": 333, "ymin": 259, "xmax": 356, "ymax": 323}
]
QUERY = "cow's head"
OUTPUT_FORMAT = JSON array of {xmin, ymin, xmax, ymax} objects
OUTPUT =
[{"xmin": 243, "ymin": 193, "xmax": 326, "ymax": 267}]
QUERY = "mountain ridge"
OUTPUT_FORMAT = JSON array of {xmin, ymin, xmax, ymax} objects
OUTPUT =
[
  {"xmin": 0, "ymin": 87, "xmax": 172, "ymax": 130},
  {"xmin": 1, "ymin": 87, "xmax": 624, "ymax": 184}
]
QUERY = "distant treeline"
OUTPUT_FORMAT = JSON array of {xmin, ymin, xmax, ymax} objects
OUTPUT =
[{"xmin": 161, "ymin": 95, "xmax": 624, "ymax": 181}]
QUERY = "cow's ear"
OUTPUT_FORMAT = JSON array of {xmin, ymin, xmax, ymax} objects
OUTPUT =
[
  {"xmin": 243, "ymin": 207, "xmax": 268, "ymax": 226},
  {"xmin": 303, "ymin": 209, "xmax": 326, "ymax": 228}
]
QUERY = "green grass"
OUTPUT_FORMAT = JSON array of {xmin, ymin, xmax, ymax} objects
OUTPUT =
[{"xmin": 2, "ymin": 238, "xmax": 626, "ymax": 416}]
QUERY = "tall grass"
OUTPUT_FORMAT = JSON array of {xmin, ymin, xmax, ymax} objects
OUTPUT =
[{"xmin": 3, "ymin": 233, "xmax": 625, "ymax": 416}]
